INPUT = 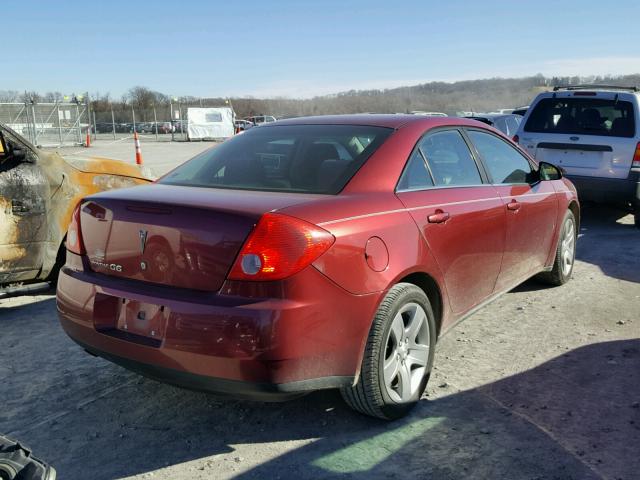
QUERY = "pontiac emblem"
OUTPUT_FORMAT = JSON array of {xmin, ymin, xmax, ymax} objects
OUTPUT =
[{"xmin": 139, "ymin": 229, "xmax": 148, "ymax": 254}]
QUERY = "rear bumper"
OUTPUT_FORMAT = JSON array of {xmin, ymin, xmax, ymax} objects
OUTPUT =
[
  {"xmin": 76, "ymin": 337, "xmax": 350, "ymax": 401},
  {"xmin": 57, "ymin": 257, "xmax": 380, "ymax": 399},
  {"xmin": 566, "ymin": 173, "xmax": 640, "ymax": 208}
]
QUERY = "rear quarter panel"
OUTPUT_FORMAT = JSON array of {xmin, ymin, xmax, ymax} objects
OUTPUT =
[
  {"xmin": 281, "ymin": 192, "xmax": 453, "ymax": 327},
  {"xmin": 40, "ymin": 152, "xmax": 150, "ymax": 278}
]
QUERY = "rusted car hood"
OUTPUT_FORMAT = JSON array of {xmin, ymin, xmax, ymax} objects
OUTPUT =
[{"xmin": 61, "ymin": 154, "xmax": 148, "ymax": 179}]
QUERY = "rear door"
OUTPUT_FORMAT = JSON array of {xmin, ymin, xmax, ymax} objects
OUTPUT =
[
  {"xmin": 396, "ymin": 128, "xmax": 505, "ymax": 315},
  {"xmin": 466, "ymin": 129, "xmax": 558, "ymax": 291},
  {"xmin": 517, "ymin": 95, "xmax": 637, "ymax": 179}
]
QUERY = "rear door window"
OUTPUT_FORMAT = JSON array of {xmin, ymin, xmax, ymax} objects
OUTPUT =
[
  {"xmin": 419, "ymin": 130, "xmax": 482, "ymax": 186},
  {"xmin": 525, "ymin": 97, "xmax": 636, "ymax": 137},
  {"xmin": 468, "ymin": 130, "xmax": 534, "ymax": 184}
]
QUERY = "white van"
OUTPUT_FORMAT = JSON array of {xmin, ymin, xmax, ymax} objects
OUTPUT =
[{"xmin": 515, "ymin": 85, "xmax": 640, "ymax": 227}]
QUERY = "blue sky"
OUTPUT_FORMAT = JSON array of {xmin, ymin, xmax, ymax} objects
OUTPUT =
[{"xmin": 6, "ymin": 0, "xmax": 640, "ymax": 98}]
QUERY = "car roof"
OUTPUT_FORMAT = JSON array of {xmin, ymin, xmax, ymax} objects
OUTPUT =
[
  {"xmin": 467, "ymin": 116, "xmax": 494, "ymax": 124},
  {"xmin": 267, "ymin": 114, "xmax": 487, "ymax": 130},
  {"xmin": 468, "ymin": 113, "xmax": 519, "ymax": 120},
  {"xmin": 534, "ymin": 90, "xmax": 639, "ymax": 101}
]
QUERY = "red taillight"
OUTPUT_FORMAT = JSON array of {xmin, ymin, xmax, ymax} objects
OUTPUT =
[
  {"xmin": 228, "ymin": 213, "xmax": 335, "ymax": 281},
  {"xmin": 512, "ymin": 134, "xmax": 519, "ymax": 144},
  {"xmin": 66, "ymin": 203, "xmax": 85, "ymax": 255},
  {"xmin": 632, "ymin": 142, "xmax": 640, "ymax": 169}
]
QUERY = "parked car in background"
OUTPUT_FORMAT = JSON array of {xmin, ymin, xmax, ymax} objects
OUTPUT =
[
  {"xmin": 172, "ymin": 120, "xmax": 187, "ymax": 133},
  {"xmin": 490, "ymin": 108, "xmax": 514, "ymax": 114},
  {"xmin": 153, "ymin": 122, "xmax": 173, "ymax": 134},
  {"xmin": 57, "ymin": 114, "xmax": 578, "ymax": 420},
  {"xmin": 466, "ymin": 113, "xmax": 522, "ymax": 137},
  {"xmin": 94, "ymin": 122, "xmax": 114, "ymax": 134},
  {"xmin": 410, "ymin": 111, "xmax": 448, "ymax": 116},
  {"xmin": 515, "ymin": 85, "xmax": 640, "ymax": 227},
  {"xmin": 234, "ymin": 119, "xmax": 253, "ymax": 132},
  {"xmin": 245, "ymin": 115, "xmax": 277, "ymax": 125},
  {"xmin": 136, "ymin": 123, "xmax": 155, "ymax": 134},
  {"xmin": 512, "ymin": 106, "xmax": 529, "ymax": 116},
  {"xmin": 0, "ymin": 123, "xmax": 151, "ymax": 288}
]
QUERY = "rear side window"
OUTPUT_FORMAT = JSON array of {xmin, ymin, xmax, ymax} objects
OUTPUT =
[
  {"xmin": 525, "ymin": 97, "xmax": 636, "ymax": 137},
  {"xmin": 160, "ymin": 124, "xmax": 392, "ymax": 194},
  {"xmin": 420, "ymin": 130, "xmax": 482, "ymax": 186},
  {"xmin": 468, "ymin": 130, "xmax": 534, "ymax": 184},
  {"xmin": 505, "ymin": 116, "xmax": 522, "ymax": 136},
  {"xmin": 493, "ymin": 117, "xmax": 507, "ymax": 135},
  {"xmin": 397, "ymin": 149, "xmax": 434, "ymax": 191}
]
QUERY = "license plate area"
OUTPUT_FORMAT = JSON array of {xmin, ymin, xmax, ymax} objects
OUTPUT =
[
  {"xmin": 93, "ymin": 294, "xmax": 168, "ymax": 347},
  {"xmin": 552, "ymin": 149, "xmax": 603, "ymax": 169}
]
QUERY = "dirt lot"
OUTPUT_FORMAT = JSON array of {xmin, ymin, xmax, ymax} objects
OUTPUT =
[
  {"xmin": 1, "ymin": 205, "xmax": 639, "ymax": 480},
  {"xmin": 53, "ymin": 137, "xmax": 216, "ymax": 177}
]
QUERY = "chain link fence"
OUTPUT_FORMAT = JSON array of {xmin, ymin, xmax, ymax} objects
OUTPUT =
[
  {"xmin": 93, "ymin": 103, "xmax": 186, "ymax": 142},
  {"xmin": 0, "ymin": 102, "xmax": 88, "ymax": 147},
  {"xmin": 0, "ymin": 96, "xmax": 238, "ymax": 146},
  {"xmin": 92, "ymin": 100, "xmax": 235, "ymax": 142}
]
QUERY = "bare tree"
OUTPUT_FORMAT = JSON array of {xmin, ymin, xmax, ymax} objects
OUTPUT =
[{"xmin": 42, "ymin": 73, "xmax": 640, "ymax": 124}]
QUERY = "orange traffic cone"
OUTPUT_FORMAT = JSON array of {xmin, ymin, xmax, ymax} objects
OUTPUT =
[
  {"xmin": 85, "ymin": 126, "xmax": 91, "ymax": 147},
  {"xmin": 134, "ymin": 131, "xmax": 143, "ymax": 165}
]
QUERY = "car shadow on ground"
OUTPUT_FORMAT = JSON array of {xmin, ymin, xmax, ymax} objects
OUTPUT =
[
  {"xmin": 575, "ymin": 205, "xmax": 640, "ymax": 283},
  {"xmin": 511, "ymin": 205, "xmax": 639, "ymax": 294},
  {"xmin": 1, "ymin": 296, "xmax": 637, "ymax": 480}
]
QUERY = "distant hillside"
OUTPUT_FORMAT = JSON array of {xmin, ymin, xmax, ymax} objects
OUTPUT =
[
  {"xmin": 232, "ymin": 73, "xmax": 640, "ymax": 117},
  {"xmin": 9, "ymin": 73, "xmax": 638, "ymax": 124}
]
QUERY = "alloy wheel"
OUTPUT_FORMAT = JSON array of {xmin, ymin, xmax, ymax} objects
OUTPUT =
[
  {"xmin": 382, "ymin": 302, "xmax": 430, "ymax": 403},
  {"xmin": 561, "ymin": 219, "xmax": 576, "ymax": 276}
]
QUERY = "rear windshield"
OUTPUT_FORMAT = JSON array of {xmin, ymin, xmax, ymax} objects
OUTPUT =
[
  {"xmin": 524, "ymin": 97, "xmax": 636, "ymax": 137},
  {"xmin": 159, "ymin": 124, "xmax": 393, "ymax": 194}
]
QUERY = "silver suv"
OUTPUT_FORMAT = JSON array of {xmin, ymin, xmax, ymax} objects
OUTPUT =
[{"xmin": 515, "ymin": 85, "xmax": 640, "ymax": 227}]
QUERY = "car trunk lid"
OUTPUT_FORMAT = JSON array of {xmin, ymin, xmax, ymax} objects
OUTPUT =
[{"xmin": 79, "ymin": 184, "xmax": 322, "ymax": 292}]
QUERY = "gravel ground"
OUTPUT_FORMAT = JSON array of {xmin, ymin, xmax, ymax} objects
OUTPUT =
[{"xmin": 1, "ymin": 205, "xmax": 638, "ymax": 480}]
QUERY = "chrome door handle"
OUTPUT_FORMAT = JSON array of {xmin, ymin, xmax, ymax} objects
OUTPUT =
[
  {"xmin": 506, "ymin": 200, "xmax": 521, "ymax": 211},
  {"xmin": 427, "ymin": 211, "xmax": 450, "ymax": 223}
]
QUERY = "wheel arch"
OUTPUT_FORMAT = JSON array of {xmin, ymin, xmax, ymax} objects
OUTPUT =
[
  {"xmin": 396, "ymin": 271, "xmax": 444, "ymax": 337},
  {"xmin": 351, "ymin": 269, "xmax": 446, "ymax": 386},
  {"xmin": 568, "ymin": 200, "xmax": 580, "ymax": 231}
]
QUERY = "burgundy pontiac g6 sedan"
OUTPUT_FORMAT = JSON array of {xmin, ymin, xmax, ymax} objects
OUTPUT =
[{"xmin": 57, "ymin": 115, "xmax": 578, "ymax": 419}]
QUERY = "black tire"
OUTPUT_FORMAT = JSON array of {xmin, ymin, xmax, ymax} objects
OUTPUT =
[
  {"xmin": 340, "ymin": 283, "xmax": 436, "ymax": 420},
  {"xmin": 537, "ymin": 210, "xmax": 576, "ymax": 286},
  {"xmin": 45, "ymin": 240, "xmax": 66, "ymax": 285},
  {"xmin": 634, "ymin": 211, "xmax": 640, "ymax": 229}
]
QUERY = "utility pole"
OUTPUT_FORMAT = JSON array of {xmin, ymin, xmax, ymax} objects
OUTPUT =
[
  {"xmin": 153, "ymin": 104, "xmax": 158, "ymax": 141},
  {"xmin": 170, "ymin": 97, "xmax": 175, "ymax": 141},
  {"xmin": 111, "ymin": 105, "xmax": 116, "ymax": 140}
]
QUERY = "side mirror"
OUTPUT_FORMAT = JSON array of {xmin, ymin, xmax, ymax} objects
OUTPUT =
[
  {"xmin": 12, "ymin": 148, "xmax": 27, "ymax": 162},
  {"xmin": 539, "ymin": 161, "xmax": 562, "ymax": 181}
]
